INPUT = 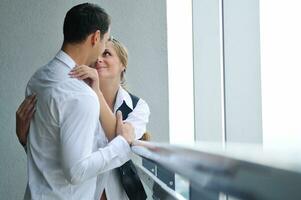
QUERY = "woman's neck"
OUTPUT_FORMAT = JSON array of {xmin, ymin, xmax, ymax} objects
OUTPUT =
[{"xmin": 99, "ymin": 79, "xmax": 120, "ymax": 110}]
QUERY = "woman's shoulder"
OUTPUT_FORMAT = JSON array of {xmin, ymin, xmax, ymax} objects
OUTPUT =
[{"xmin": 119, "ymin": 87, "xmax": 149, "ymax": 111}]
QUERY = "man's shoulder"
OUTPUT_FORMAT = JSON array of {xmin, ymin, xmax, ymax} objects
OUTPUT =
[
  {"xmin": 27, "ymin": 56, "xmax": 58, "ymax": 81},
  {"xmin": 56, "ymin": 82, "xmax": 98, "ymax": 102},
  {"xmin": 27, "ymin": 56, "xmax": 97, "ymax": 103}
]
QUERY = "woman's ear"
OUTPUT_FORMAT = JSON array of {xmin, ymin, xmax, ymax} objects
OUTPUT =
[{"xmin": 120, "ymin": 64, "xmax": 125, "ymax": 72}]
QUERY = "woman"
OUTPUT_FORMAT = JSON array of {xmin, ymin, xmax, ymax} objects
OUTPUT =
[{"xmin": 16, "ymin": 38, "xmax": 150, "ymax": 200}]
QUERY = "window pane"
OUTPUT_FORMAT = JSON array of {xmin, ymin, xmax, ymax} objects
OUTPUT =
[{"xmin": 260, "ymin": 0, "xmax": 301, "ymax": 147}]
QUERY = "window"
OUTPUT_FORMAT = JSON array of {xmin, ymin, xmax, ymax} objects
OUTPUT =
[
  {"xmin": 260, "ymin": 0, "xmax": 301, "ymax": 147},
  {"xmin": 167, "ymin": 0, "xmax": 194, "ymax": 145}
]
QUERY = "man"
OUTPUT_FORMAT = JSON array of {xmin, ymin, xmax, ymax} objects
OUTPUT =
[{"xmin": 23, "ymin": 3, "xmax": 134, "ymax": 199}]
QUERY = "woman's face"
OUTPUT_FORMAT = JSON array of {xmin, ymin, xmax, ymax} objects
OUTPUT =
[{"xmin": 94, "ymin": 41, "xmax": 125, "ymax": 80}]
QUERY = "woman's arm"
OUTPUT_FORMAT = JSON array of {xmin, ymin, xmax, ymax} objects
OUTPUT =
[
  {"xmin": 69, "ymin": 65, "xmax": 117, "ymax": 141},
  {"xmin": 94, "ymin": 90, "xmax": 117, "ymax": 141},
  {"xmin": 16, "ymin": 94, "xmax": 36, "ymax": 146}
]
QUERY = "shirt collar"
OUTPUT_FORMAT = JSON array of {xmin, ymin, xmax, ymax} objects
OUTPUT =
[
  {"xmin": 114, "ymin": 86, "xmax": 133, "ymax": 112},
  {"xmin": 55, "ymin": 50, "xmax": 76, "ymax": 70}
]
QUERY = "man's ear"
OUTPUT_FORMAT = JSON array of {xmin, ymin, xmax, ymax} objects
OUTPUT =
[{"xmin": 91, "ymin": 30, "xmax": 100, "ymax": 46}]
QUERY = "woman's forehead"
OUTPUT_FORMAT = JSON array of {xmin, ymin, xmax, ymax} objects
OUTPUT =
[{"xmin": 106, "ymin": 41, "xmax": 114, "ymax": 48}]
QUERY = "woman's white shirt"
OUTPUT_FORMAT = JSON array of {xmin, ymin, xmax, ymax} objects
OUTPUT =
[{"xmin": 114, "ymin": 86, "xmax": 150, "ymax": 140}]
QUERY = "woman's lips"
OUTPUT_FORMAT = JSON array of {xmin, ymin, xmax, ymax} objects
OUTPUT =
[
  {"xmin": 95, "ymin": 66, "xmax": 108, "ymax": 71},
  {"xmin": 94, "ymin": 62, "xmax": 108, "ymax": 70},
  {"xmin": 97, "ymin": 66, "xmax": 107, "ymax": 69}
]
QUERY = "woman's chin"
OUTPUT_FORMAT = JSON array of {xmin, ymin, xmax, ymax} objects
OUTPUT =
[
  {"xmin": 97, "ymin": 69, "xmax": 106, "ymax": 75},
  {"xmin": 97, "ymin": 72, "xmax": 111, "ymax": 79}
]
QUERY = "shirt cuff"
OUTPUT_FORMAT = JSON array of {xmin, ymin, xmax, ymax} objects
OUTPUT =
[{"xmin": 108, "ymin": 135, "xmax": 131, "ymax": 157}]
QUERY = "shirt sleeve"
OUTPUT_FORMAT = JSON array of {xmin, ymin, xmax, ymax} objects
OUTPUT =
[
  {"xmin": 59, "ymin": 94, "xmax": 131, "ymax": 185},
  {"xmin": 125, "ymin": 98, "xmax": 150, "ymax": 140}
]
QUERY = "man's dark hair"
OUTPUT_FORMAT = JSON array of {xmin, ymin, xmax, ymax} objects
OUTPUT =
[{"xmin": 63, "ymin": 3, "xmax": 111, "ymax": 44}]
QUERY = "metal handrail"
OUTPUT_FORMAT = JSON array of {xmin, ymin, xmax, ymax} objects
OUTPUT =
[
  {"xmin": 131, "ymin": 140, "xmax": 301, "ymax": 200},
  {"xmin": 134, "ymin": 162, "xmax": 186, "ymax": 200}
]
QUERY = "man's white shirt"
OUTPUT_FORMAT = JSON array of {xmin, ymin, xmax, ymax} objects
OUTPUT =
[{"xmin": 24, "ymin": 50, "xmax": 131, "ymax": 200}]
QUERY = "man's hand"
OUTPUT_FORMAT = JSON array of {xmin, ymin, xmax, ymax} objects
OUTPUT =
[
  {"xmin": 116, "ymin": 111, "xmax": 135, "ymax": 145},
  {"xmin": 16, "ymin": 94, "xmax": 37, "ymax": 146}
]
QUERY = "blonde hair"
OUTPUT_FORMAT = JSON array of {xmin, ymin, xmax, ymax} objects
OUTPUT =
[{"xmin": 108, "ymin": 37, "xmax": 128, "ymax": 85}]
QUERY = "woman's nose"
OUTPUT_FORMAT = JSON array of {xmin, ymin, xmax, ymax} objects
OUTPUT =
[{"xmin": 97, "ymin": 57, "xmax": 103, "ymax": 63}]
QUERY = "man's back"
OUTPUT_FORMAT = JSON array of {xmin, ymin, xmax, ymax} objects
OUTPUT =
[{"xmin": 24, "ymin": 51, "xmax": 100, "ymax": 200}]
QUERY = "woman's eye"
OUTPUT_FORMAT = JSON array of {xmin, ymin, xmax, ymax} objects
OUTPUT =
[{"xmin": 103, "ymin": 51, "xmax": 111, "ymax": 57}]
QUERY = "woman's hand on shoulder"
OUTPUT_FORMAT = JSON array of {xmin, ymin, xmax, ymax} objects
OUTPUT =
[{"xmin": 69, "ymin": 65, "xmax": 100, "ymax": 91}]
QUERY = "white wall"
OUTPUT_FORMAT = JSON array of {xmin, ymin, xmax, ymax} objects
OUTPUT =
[
  {"xmin": 192, "ymin": 0, "xmax": 262, "ymax": 144},
  {"xmin": 223, "ymin": 0, "xmax": 262, "ymax": 143},
  {"xmin": 193, "ymin": 0, "xmax": 224, "ymax": 142},
  {"xmin": 0, "ymin": 0, "xmax": 168, "ymax": 199}
]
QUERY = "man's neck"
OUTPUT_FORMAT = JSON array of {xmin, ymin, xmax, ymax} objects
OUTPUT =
[{"xmin": 62, "ymin": 43, "xmax": 91, "ymax": 66}]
